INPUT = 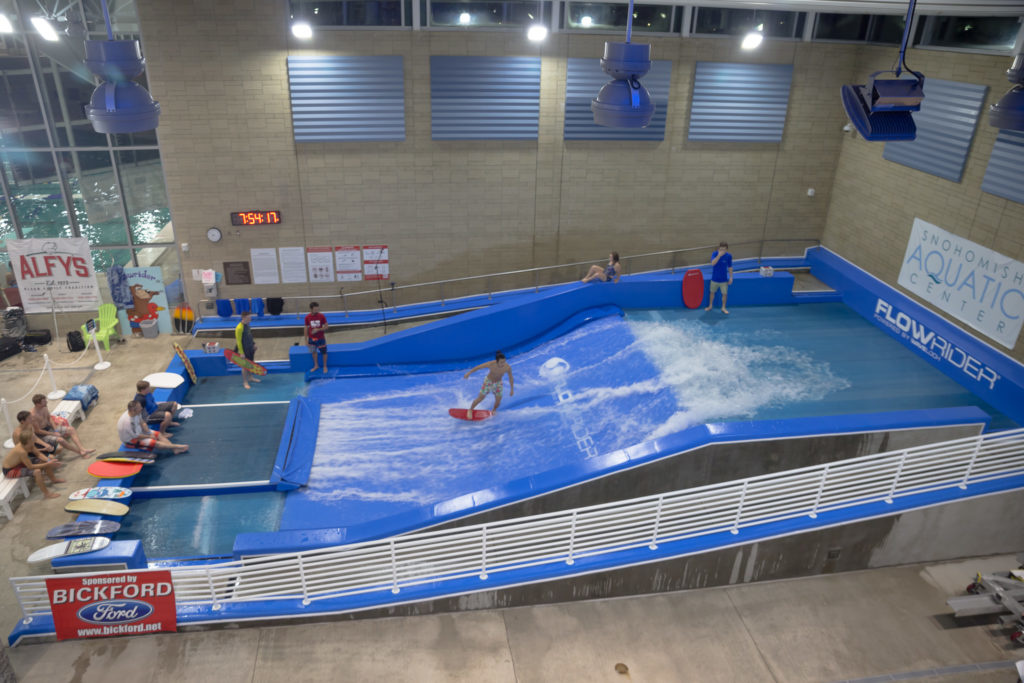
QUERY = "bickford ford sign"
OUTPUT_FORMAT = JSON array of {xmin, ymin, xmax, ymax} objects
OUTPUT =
[
  {"xmin": 46, "ymin": 571, "xmax": 176, "ymax": 640},
  {"xmin": 898, "ymin": 218, "xmax": 1023, "ymax": 349}
]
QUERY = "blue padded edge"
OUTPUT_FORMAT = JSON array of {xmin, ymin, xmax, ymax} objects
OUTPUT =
[
  {"xmin": 269, "ymin": 398, "xmax": 318, "ymax": 490},
  {"xmin": 234, "ymin": 406, "xmax": 990, "ymax": 554},
  {"xmin": 806, "ymin": 247, "xmax": 1024, "ymax": 426},
  {"xmin": 14, "ymin": 468, "xmax": 1021, "ymax": 644}
]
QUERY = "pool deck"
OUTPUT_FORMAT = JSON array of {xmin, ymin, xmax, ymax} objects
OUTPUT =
[{"xmin": 0, "ymin": 329, "xmax": 1021, "ymax": 681}]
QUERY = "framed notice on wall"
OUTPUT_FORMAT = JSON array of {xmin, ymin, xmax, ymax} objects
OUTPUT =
[
  {"xmin": 223, "ymin": 261, "xmax": 252, "ymax": 285},
  {"xmin": 335, "ymin": 246, "xmax": 362, "ymax": 282},
  {"xmin": 363, "ymin": 245, "xmax": 389, "ymax": 281}
]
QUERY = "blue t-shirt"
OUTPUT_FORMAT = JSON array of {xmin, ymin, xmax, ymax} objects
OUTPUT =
[
  {"xmin": 134, "ymin": 392, "xmax": 158, "ymax": 415},
  {"xmin": 711, "ymin": 250, "xmax": 732, "ymax": 283}
]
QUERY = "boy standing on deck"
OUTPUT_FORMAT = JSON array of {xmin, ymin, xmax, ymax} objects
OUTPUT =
[
  {"xmin": 706, "ymin": 241, "xmax": 733, "ymax": 315},
  {"xmin": 304, "ymin": 302, "xmax": 328, "ymax": 373},
  {"xmin": 235, "ymin": 311, "xmax": 259, "ymax": 390},
  {"xmin": 465, "ymin": 351, "xmax": 514, "ymax": 413}
]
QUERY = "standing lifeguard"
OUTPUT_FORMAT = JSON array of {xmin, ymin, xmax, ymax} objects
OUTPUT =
[{"xmin": 304, "ymin": 302, "xmax": 328, "ymax": 373}]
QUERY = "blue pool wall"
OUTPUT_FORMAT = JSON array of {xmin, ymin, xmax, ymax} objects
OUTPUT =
[
  {"xmin": 807, "ymin": 247, "xmax": 1024, "ymax": 427},
  {"xmin": 234, "ymin": 406, "xmax": 990, "ymax": 555}
]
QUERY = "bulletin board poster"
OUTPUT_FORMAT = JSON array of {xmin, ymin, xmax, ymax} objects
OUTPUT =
[
  {"xmin": 307, "ymin": 247, "xmax": 334, "ymax": 283},
  {"xmin": 5, "ymin": 237, "xmax": 101, "ymax": 313},
  {"xmin": 279, "ymin": 247, "xmax": 307, "ymax": 284},
  {"xmin": 335, "ymin": 246, "xmax": 362, "ymax": 282},
  {"xmin": 117, "ymin": 266, "xmax": 172, "ymax": 335},
  {"xmin": 363, "ymin": 245, "xmax": 389, "ymax": 281},
  {"xmin": 250, "ymin": 248, "xmax": 280, "ymax": 285}
]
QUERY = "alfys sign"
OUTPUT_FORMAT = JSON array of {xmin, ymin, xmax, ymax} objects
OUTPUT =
[
  {"xmin": 46, "ymin": 570, "xmax": 176, "ymax": 640},
  {"xmin": 898, "ymin": 218, "xmax": 1024, "ymax": 349},
  {"xmin": 5, "ymin": 237, "xmax": 102, "ymax": 314}
]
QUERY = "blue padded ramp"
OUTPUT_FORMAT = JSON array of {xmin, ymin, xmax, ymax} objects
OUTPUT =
[{"xmin": 271, "ymin": 397, "xmax": 320, "ymax": 490}]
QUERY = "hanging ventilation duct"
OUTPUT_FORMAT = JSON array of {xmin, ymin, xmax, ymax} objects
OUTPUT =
[
  {"xmin": 990, "ymin": 52, "xmax": 1024, "ymax": 132},
  {"xmin": 85, "ymin": 39, "xmax": 160, "ymax": 134},
  {"xmin": 591, "ymin": 42, "xmax": 654, "ymax": 128}
]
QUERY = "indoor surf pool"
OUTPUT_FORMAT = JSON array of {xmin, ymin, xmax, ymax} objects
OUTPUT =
[{"xmin": 112, "ymin": 297, "xmax": 1019, "ymax": 563}]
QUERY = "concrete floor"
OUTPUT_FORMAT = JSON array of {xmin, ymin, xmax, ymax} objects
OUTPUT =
[{"xmin": 1, "ymin": 324, "xmax": 1022, "ymax": 682}]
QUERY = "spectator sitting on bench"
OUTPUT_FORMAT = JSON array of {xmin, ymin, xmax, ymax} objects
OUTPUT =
[
  {"xmin": 2, "ymin": 429, "xmax": 64, "ymax": 499},
  {"xmin": 134, "ymin": 380, "xmax": 181, "ymax": 433},
  {"xmin": 16, "ymin": 411, "xmax": 60, "ymax": 458},
  {"xmin": 117, "ymin": 400, "xmax": 188, "ymax": 455},
  {"xmin": 28, "ymin": 395, "xmax": 95, "ymax": 457}
]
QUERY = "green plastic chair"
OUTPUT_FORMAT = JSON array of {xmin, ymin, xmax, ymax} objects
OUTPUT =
[{"xmin": 81, "ymin": 303, "xmax": 120, "ymax": 350}]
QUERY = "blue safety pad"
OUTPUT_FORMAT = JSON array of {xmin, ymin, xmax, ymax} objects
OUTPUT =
[
  {"xmin": 183, "ymin": 373, "xmax": 309, "ymax": 404},
  {"xmin": 130, "ymin": 404, "xmax": 289, "ymax": 487}
]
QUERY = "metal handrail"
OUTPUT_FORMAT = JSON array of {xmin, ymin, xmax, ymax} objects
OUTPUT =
[
  {"xmin": 10, "ymin": 427, "xmax": 1024, "ymax": 623},
  {"xmin": 195, "ymin": 239, "xmax": 819, "ymax": 321}
]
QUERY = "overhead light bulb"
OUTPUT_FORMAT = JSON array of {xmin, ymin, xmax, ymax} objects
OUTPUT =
[
  {"xmin": 581, "ymin": 16, "xmax": 593, "ymax": 28},
  {"xmin": 459, "ymin": 12, "xmax": 472, "ymax": 25},
  {"xmin": 31, "ymin": 16, "xmax": 60, "ymax": 41},
  {"xmin": 292, "ymin": 21, "xmax": 313, "ymax": 39},
  {"xmin": 527, "ymin": 24, "xmax": 548, "ymax": 42},
  {"xmin": 0, "ymin": 14, "xmax": 13, "ymax": 33},
  {"xmin": 741, "ymin": 30, "xmax": 763, "ymax": 50}
]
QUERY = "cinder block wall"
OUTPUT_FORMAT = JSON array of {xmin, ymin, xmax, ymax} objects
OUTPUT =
[
  {"xmin": 135, "ymin": 1, "xmax": 857, "ymax": 312},
  {"xmin": 822, "ymin": 45, "xmax": 1024, "ymax": 364}
]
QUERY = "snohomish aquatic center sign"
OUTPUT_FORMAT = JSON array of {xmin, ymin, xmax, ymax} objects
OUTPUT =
[{"xmin": 898, "ymin": 219, "xmax": 1024, "ymax": 350}]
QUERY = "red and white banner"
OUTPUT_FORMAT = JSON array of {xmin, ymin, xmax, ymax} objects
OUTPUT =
[
  {"xmin": 335, "ymin": 246, "xmax": 362, "ymax": 282},
  {"xmin": 46, "ymin": 570, "xmax": 177, "ymax": 640},
  {"xmin": 5, "ymin": 238, "xmax": 101, "ymax": 314},
  {"xmin": 363, "ymin": 245, "xmax": 389, "ymax": 281}
]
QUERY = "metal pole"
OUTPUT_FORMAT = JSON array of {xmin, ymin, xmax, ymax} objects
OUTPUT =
[
  {"xmin": 0, "ymin": 398, "xmax": 13, "ymax": 450},
  {"xmin": 44, "ymin": 354, "xmax": 66, "ymax": 400},
  {"xmin": 90, "ymin": 331, "xmax": 110, "ymax": 371},
  {"xmin": 48, "ymin": 283, "xmax": 60, "ymax": 345}
]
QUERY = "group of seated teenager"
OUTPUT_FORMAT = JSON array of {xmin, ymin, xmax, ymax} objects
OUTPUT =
[
  {"xmin": 1, "ymin": 393, "xmax": 97, "ymax": 499},
  {"xmin": 115, "ymin": 380, "xmax": 189, "ymax": 456}
]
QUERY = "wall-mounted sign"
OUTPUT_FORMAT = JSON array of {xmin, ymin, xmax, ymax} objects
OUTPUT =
[
  {"xmin": 898, "ymin": 218, "xmax": 1024, "ymax": 349},
  {"xmin": 5, "ymin": 237, "xmax": 101, "ymax": 313},
  {"xmin": 230, "ymin": 210, "xmax": 281, "ymax": 226},
  {"xmin": 335, "ymin": 246, "xmax": 362, "ymax": 282},
  {"xmin": 223, "ymin": 261, "xmax": 252, "ymax": 285},
  {"xmin": 363, "ymin": 245, "xmax": 389, "ymax": 281}
]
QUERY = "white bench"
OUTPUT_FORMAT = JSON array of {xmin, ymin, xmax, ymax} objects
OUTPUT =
[
  {"xmin": 52, "ymin": 400, "xmax": 85, "ymax": 425},
  {"xmin": 0, "ymin": 475, "xmax": 30, "ymax": 521}
]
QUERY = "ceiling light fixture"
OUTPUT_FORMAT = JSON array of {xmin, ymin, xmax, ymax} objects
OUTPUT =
[
  {"xmin": 741, "ymin": 24, "xmax": 763, "ymax": 50},
  {"xmin": 989, "ymin": 52, "xmax": 1024, "ymax": 131},
  {"xmin": 527, "ymin": 24, "xmax": 548, "ymax": 42},
  {"xmin": 840, "ymin": 0, "xmax": 924, "ymax": 142},
  {"xmin": 84, "ymin": 0, "xmax": 160, "ymax": 134},
  {"xmin": 30, "ymin": 16, "xmax": 60, "ymax": 41},
  {"xmin": 580, "ymin": 16, "xmax": 593, "ymax": 28},
  {"xmin": 0, "ymin": 14, "xmax": 13, "ymax": 34},
  {"xmin": 458, "ymin": 12, "xmax": 472, "ymax": 25},
  {"xmin": 291, "ymin": 21, "xmax": 313, "ymax": 39},
  {"xmin": 590, "ymin": 0, "xmax": 654, "ymax": 128}
]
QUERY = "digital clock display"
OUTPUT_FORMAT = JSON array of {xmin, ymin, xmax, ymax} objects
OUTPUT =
[{"xmin": 230, "ymin": 210, "xmax": 282, "ymax": 226}]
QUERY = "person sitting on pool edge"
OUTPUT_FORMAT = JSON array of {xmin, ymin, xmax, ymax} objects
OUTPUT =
[
  {"xmin": 582, "ymin": 252, "xmax": 621, "ymax": 284},
  {"xmin": 2, "ymin": 429, "xmax": 64, "ymax": 499},
  {"xmin": 706, "ymin": 241, "xmax": 733, "ymax": 315},
  {"xmin": 465, "ymin": 351, "xmax": 514, "ymax": 413},
  {"xmin": 304, "ymin": 301, "xmax": 328, "ymax": 373},
  {"xmin": 117, "ymin": 400, "xmax": 189, "ymax": 455},
  {"xmin": 28, "ymin": 394, "xmax": 95, "ymax": 457},
  {"xmin": 134, "ymin": 379, "xmax": 181, "ymax": 433}
]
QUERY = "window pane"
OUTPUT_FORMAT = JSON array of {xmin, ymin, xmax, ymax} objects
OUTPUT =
[
  {"xmin": 291, "ymin": 0, "xmax": 404, "ymax": 27},
  {"xmin": 1, "ymin": 149, "xmax": 71, "ymax": 238},
  {"xmin": 117, "ymin": 149, "xmax": 172, "ymax": 244},
  {"xmin": 815, "ymin": 13, "xmax": 869, "ymax": 41},
  {"xmin": 567, "ymin": 3, "xmax": 670, "ymax": 32},
  {"xmin": 867, "ymin": 15, "xmax": 904, "ymax": 44},
  {"xmin": 90, "ymin": 246, "xmax": 133, "ymax": 276},
  {"xmin": 430, "ymin": 0, "xmax": 546, "ymax": 27},
  {"xmin": 694, "ymin": 8, "xmax": 801, "ymax": 39},
  {"xmin": 62, "ymin": 150, "xmax": 130, "ymax": 246},
  {"xmin": 0, "ymin": 50, "xmax": 47, "ymax": 147},
  {"xmin": 917, "ymin": 16, "xmax": 1020, "ymax": 51}
]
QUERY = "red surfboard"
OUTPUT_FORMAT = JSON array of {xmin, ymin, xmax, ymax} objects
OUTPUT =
[
  {"xmin": 682, "ymin": 269, "xmax": 704, "ymax": 309},
  {"xmin": 87, "ymin": 461, "xmax": 143, "ymax": 479},
  {"xmin": 225, "ymin": 348, "xmax": 268, "ymax": 375},
  {"xmin": 449, "ymin": 408, "xmax": 494, "ymax": 421}
]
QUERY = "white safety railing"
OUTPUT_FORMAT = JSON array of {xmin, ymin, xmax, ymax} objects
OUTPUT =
[{"xmin": 10, "ymin": 428, "xmax": 1024, "ymax": 623}]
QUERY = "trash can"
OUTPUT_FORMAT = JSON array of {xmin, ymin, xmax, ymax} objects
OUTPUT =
[{"xmin": 140, "ymin": 318, "xmax": 159, "ymax": 338}]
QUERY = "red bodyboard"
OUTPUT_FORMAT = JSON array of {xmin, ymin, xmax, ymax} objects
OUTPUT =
[
  {"xmin": 449, "ymin": 408, "xmax": 494, "ymax": 421},
  {"xmin": 225, "ymin": 348, "xmax": 268, "ymax": 375},
  {"xmin": 682, "ymin": 269, "xmax": 704, "ymax": 309},
  {"xmin": 87, "ymin": 460, "xmax": 143, "ymax": 479}
]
